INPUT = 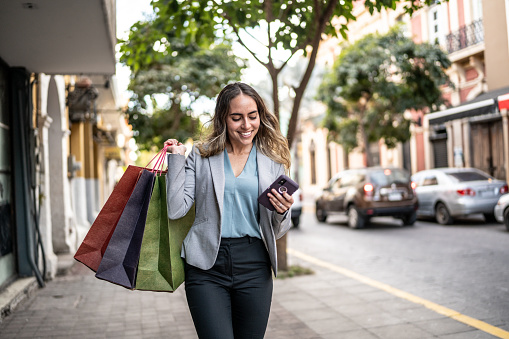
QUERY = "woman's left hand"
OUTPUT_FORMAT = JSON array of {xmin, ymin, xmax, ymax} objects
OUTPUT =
[{"xmin": 268, "ymin": 189, "xmax": 294, "ymax": 214}]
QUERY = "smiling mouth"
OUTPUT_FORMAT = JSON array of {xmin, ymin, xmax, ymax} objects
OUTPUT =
[{"xmin": 239, "ymin": 131, "xmax": 252, "ymax": 137}]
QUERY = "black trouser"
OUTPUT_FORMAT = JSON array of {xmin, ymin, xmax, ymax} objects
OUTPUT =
[{"xmin": 184, "ymin": 236, "xmax": 273, "ymax": 339}]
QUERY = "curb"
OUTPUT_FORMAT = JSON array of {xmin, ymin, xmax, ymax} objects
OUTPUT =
[{"xmin": 0, "ymin": 277, "xmax": 38, "ymax": 323}]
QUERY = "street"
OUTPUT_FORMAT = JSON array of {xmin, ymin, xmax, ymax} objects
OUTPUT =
[
  {"xmin": 288, "ymin": 211, "xmax": 509, "ymax": 332},
  {"xmin": 1, "ymin": 211, "xmax": 509, "ymax": 338}
]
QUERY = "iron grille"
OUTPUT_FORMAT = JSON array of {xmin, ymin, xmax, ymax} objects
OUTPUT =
[{"xmin": 445, "ymin": 19, "xmax": 484, "ymax": 53}]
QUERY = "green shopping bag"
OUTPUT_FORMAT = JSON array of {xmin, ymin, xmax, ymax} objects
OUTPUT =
[{"xmin": 135, "ymin": 174, "xmax": 195, "ymax": 292}]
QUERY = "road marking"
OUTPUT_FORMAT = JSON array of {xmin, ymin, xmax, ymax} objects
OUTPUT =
[{"xmin": 288, "ymin": 248, "xmax": 509, "ymax": 339}]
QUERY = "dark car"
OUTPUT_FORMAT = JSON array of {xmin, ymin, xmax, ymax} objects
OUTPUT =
[
  {"xmin": 290, "ymin": 188, "xmax": 303, "ymax": 228},
  {"xmin": 315, "ymin": 167, "xmax": 418, "ymax": 229}
]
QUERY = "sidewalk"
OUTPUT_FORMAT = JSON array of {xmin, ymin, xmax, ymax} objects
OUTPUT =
[{"xmin": 0, "ymin": 253, "xmax": 497, "ymax": 339}]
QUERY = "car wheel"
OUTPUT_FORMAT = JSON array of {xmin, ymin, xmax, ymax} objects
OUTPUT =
[
  {"xmin": 483, "ymin": 213, "xmax": 497, "ymax": 223},
  {"xmin": 316, "ymin": 204, "xmax": 327, "ymax": 222},
  {"xmin": 435, "ymin": 202, "xmax": 453, "ymax": 225},
  {"xmin": 504, "ymin": 208, "xmax": 509, "ymax": 232},
  {"xmin": 401, "ymin": 211, "xmax": 417, "ymax": 226},
  {"xmin": 291, "ymin": 216, "xmax": 300, "ymax": 228},
  {"xmin": 348, "ymin": 205, "xmax": 365, "ymax": 229}
]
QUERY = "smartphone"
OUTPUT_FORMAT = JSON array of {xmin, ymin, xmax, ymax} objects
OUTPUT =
[{"xmin": 258, "ymin": 175, "xmax": 299, "ymax": 211}]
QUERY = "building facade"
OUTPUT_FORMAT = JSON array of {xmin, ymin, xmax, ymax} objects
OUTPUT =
[
  {"xmin": 0, "ymin": 0, "xmax": 133, "ymax": 301},
  {"xmin": 418, "ymin": 0, "xmax": 509, "ymax": 181},
  {"xmin": 297, "ymin": 0, "xmax": 509, "ymax": 198}
]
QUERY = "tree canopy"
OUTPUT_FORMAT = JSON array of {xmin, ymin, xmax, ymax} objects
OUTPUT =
[
  {"xmin": 318, "ymin": 27, "xmax": 452, "ymax": 165},
  {"xmin": 119, "ymin": 20, "xmax": 245, "ymax": 151},
  {"xmin": 142, "ymin": 0, "xmax": 448, "ymax": 148}
]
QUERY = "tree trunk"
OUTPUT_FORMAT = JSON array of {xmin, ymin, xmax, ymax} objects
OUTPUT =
[
  {"xmin": 271, "ymin": 0, "xmax": 339, "ymax": 272},
  {"xmin": 276, "ymin": 234, "xmax": 288, "ymax": 271},
  {"xmin": 269, "ymin": 68, "xmax": 280, "ymax": 119},
  {"xmin": 359, "ymin": 121, "xmax": 372, "ymax": 167},
  {"xmin": 286, "ymin": 0, "xmax": 338, "ymax": 148}
]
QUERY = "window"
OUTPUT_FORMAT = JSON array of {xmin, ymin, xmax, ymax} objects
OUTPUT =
[
  {"xmin": 447, "ymin": 171, "xmax": 491, "ymax": 182},
  {"xmin": 422, "ymin": 176, "xmax": 438, "ymax": 186},
  {"xmin": 428, "ymin": 5, "xmax": 445, "ymax": 45},
  {"xmin": 369, "ymin": 169, "xmax": 410, "ymax": 186}
]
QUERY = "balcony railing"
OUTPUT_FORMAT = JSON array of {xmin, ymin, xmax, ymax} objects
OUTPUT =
[{"xmin": 445, "ymin": 19, "xmax": 484, "ymax": 53}]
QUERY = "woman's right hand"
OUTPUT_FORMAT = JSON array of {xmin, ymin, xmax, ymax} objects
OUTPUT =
[{"xmin": 164, "ymin": 138, "xmax": 187, "ymax": 155}]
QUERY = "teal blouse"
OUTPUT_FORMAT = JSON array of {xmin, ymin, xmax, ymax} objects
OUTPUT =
[{"xmin": 221, "ymin": 145, "xmax": 261, "ymax": 238}]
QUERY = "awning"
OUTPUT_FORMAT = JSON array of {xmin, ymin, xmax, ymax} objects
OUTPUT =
[
  {"xmin": 499, "ymin": 93, "xmax": 509, "ymax": 111},
  {"xmin": 0, "ymin": 0, "xmax": 116, "ymax": 75},
  {"xmin": 427, "ymin": 86, "xmax": 509, "ymax": 125}
]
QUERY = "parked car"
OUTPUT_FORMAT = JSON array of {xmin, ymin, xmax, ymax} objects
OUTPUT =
[
  {"xmin": 290, "ymin": 188, "xmax": 303, "ymax": 228},
  {"xmin": 411, "ymin": 168, "xmax": 508, "ymax": 225},
  {"xmin": 494, "ymin": 194, "xmax": 509, "ymax": 231},
  {"xmin": 315, "ymin": 167, "xmax": 418, "ymax": 229}
]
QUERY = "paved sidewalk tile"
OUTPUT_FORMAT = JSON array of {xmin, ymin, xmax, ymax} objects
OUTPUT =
[{"xmin": 0, "ymin": 254, "xmax": 501, "ymax": 339}]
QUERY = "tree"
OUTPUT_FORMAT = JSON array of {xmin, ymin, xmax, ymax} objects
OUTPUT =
[
  {"xmin": 318, "ymin": 27, "xmax": 452, "ymax": 166},
  {"xmin": 119, "ymin": 20, "xmax": 245, "ymax": 150},
  {"xmin": 149, "ymin": 0, "xmax": 448, "ymax": 148}
]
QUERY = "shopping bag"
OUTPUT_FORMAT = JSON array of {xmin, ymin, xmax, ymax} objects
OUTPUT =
[
  {"xmin": 74, "ymin": 165, "xmax": 144, "ymax": 272},
  {"xmin": 135, "ymin": 175, "xmax": 195, "ymax": 292},
  {"xmin": 95, "ymin": 169, "xmax": 156, "ymax": 289}
]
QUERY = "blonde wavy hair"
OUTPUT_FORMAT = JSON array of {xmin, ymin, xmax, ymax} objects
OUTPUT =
[{"xmin": 196, "ymin": 82, "xmax": 291, "ymax": 169}]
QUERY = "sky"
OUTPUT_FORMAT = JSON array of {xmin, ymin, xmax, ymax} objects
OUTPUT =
[{"xmin": 115, "ymin": 0, "xmax": 154, "ymax": 102}]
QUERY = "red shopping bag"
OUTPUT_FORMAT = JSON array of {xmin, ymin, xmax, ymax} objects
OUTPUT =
[{"xmin": 74, "ymin": 165, "xmax": 144, "ymax": 271}]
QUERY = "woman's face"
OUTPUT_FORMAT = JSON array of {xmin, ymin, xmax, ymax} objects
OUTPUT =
[{"xmin": 226, "ymin": 94, "xmax": 260, "ymax": 149}]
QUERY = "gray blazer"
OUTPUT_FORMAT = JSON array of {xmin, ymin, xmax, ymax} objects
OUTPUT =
[{"xmin": 166, "ymin": 146, "xmax": 291, "ymax": 276}]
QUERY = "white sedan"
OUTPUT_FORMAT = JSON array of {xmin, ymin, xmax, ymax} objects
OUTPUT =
[{"xmin": 494, "ymin": 194, "xmax": 509, "ymax": 231}]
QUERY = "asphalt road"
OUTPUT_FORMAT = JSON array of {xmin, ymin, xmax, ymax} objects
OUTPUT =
[{"xmin": 287, "ymin": 211, "xmax": 509, "ymax": 332}]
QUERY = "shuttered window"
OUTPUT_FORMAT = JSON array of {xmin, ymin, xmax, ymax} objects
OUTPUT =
[{"xmin": 432, "ymin": 139, "xmax": 448, "ymax": 168}]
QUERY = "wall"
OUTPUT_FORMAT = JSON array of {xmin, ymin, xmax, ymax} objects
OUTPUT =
[{"xmin": 483, "ymin": 0, "xmax": 509, "ymax": 90}]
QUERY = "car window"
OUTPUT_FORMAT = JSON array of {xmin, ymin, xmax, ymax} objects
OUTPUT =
[
  {"xmin": 340, "ymin": 173, "xmax": 363, "ymax": 187},
  {"xmin": 331, "ymin": 178, "xmax": 342, "ymax": 190},
  {"xmin": 422, "ymin": 176, "xmax": 438, "ymax": 186},
  {"xmin": 368, "ymin": 169, "xmax": 409, "ymax": 186},
  {"xmin": 446, "ymin": 171, "xmax": 491, "ymax": 182}
]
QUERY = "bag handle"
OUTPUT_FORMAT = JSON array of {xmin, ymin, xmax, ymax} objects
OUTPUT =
[
  {"xmin": 152, "ymin": 146, "xmax": 168, "ymax": 176},
  {"xmin": 145, "ymin": 146, "xmax": 168, "ymax": 176}
]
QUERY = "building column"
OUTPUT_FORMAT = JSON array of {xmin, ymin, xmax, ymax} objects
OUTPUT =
[
  {"xmin": 423, "ymin": 116, "xmax": 432, "ymax": 169},
  {"xmin": 46, "ymin": 75, "xmax": 78, "ymax": 254},
  {"xmin": 502, "ymin": 109, "xmax": 509, "ymax": 181},
  {"xmin": 446, "ymin": 122, "xmax": 454, "ymax": 168},
  {"xmin": 462, "ymin": 118, "xmax": 472, "ymax": 167},
  {"xmin": 38, "ymin": 113, "xmax": 58, "ymax": 279},
  {"xmin": 70, "ymin": 121, "xmax": 91, "ymax": 243},
  {"xmin": 83, "ymin": 121, "xmax": 99, "ymax": 224}
]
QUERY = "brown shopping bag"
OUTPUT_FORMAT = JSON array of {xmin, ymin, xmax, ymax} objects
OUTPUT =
[
  {"xmin": 135, "ymin": 175, "xmax": 195, "ymax": 292},
  {"xmin": 74, "ymin": 165, "xmax": 144, "ymax": 272},
  {"xmin": 95, "ymin": 169, "xmax": 156, "ymax": 289}
]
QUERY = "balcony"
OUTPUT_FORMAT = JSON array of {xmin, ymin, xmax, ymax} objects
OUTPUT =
[{"xmin": 445, "ymin": 19, "xmax": 484, "ymax": 54}]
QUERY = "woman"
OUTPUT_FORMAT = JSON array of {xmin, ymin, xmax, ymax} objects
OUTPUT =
[{"xmin": 164, "ymin": 82, "xmax": 294, "ymax": 339}]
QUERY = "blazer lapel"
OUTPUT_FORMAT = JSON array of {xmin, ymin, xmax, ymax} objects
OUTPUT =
[
  {"xmin": 208, "ymin": 151, "xmax": 225, "ymax": 217},
  {"xmin": 257, "ymin": 149, "xmax": 273, "ymax": 225},
  {"xmin": 257, "ymin": 150, "xmax": 272, "ymax": 196}
]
